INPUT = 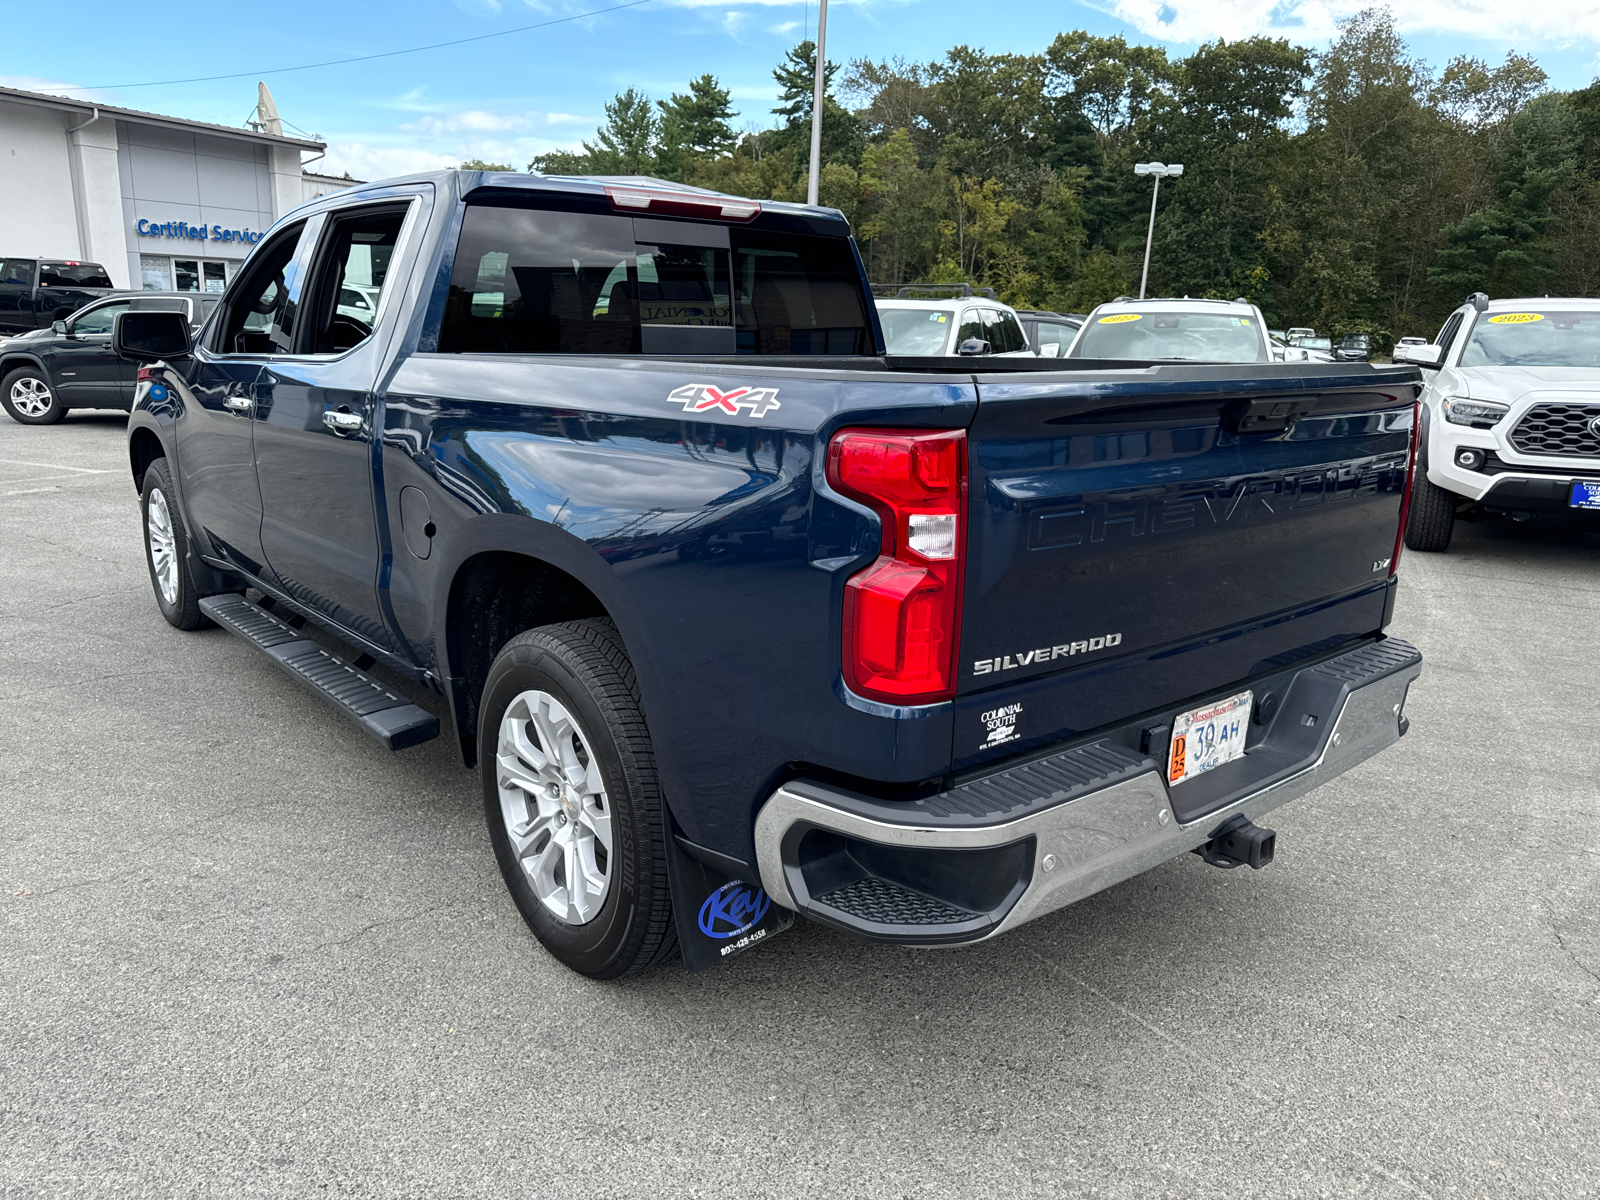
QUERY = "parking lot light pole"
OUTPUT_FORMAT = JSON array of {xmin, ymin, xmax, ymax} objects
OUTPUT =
[
  {"xmin": 807, "ymin": 0, "xmax": 829, "ymax": 206},
  {"xmin": 1133, "ymin": 161, "xmax": 1183, "ymax": 300}
]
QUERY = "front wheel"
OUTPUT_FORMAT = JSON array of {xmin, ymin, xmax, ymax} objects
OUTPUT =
[
  {"xmin": 2, "ymin": 367, "xmax": 65, "ymax": 425},
  {"xmin": 141, "ymin": 458, "xmax": 209, "ymax": 630},
  {"xmin": 480, "ymin": 618, "xmax": 677, "ymax": 979},
  {"xmin": 1404, "ymin": 473, "xmax": 1457, "ymax": 552}
]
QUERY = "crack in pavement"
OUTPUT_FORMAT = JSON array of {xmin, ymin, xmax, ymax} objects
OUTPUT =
[
  {"xmin": 1029, "ymin": 951, "xmax": 1438, "ymax": 1199},
  {"xmin": 1541, "ymin": 898, "xmax": 1600, "ymax": 1006}
]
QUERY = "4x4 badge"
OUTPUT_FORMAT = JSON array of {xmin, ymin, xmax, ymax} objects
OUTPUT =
[{"xmin": 668, "ymin": 383, "xmax": 781, "ymax": 419}]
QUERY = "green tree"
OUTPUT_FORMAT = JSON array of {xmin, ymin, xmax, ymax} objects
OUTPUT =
[
  {"xmin": 460, "ymin": 158, "xmax": 516, "ymax": 171},
  {"xmin": 770, "ymin": 41, "xmax": 865, "ymax": 165},
  {"xmin": 655, "ymin": 74, "xmax": 739, "ymax": 180},
  {"xmin": 584, "ymin": 87, "xmax": 659, "ymax": 175},
  {"xmin": 1431, "ymin": 94, "xmax": 1577, "ymax": 293}
]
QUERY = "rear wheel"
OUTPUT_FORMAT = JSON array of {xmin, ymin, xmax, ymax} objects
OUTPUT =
[
  {"xmin": 2, "ymin": 367, "xmax": 65, "ymax": 425},
  {"xmin": 480, "ymin": 618, "xmax": 676, "ymax": 979},
  {"xmin": 141, "ymin": 458, "xmax": 209, "ymax": 630},
  {"xmin": 1404, "ymin": 473, "xmax": 1457, "ymax": 552}
]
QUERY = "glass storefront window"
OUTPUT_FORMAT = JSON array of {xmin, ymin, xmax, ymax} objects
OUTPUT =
[
  {"xmin": 174, "ymin": 260, "xmax": 200, "ymax": 291},
  {"xmin": 203, "ymin": 261, "xmax": 227, "ymax": 293},
  {"xmin": 140, "ymin": 255, "xmax": 171, "ymax": 291}
]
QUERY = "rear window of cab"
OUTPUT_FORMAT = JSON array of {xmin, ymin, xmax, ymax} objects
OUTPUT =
[{"xmin": 438, "ymin": 204, "xmax": 870, "ymax": 355}]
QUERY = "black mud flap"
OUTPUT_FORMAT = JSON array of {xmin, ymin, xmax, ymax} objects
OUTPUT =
[{"xmin": 666, "ymin": 834, "xmax": 794, "ymax": 973}]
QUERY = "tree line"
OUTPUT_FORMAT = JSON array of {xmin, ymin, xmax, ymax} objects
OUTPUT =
[{"xmin": 471, "ymin": 6, "xmax": 1600, "ymax": 343}]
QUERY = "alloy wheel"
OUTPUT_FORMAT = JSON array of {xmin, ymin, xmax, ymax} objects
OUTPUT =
[
  {"xmin": 10, "ymin": 377, "xmax": 53, "ymax": 418},
  {"xmin": 146, "ymin": 487, "xmax": 179, "ymax": 606},
  {"xmin": 495, "ymin": 689, "xmax": 613, "ymax": 925}
]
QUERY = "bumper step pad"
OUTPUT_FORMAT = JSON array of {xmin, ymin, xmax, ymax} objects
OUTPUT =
[{"xmin": 199, "ymin": 594, "xmax": 439, "ymax": 751}]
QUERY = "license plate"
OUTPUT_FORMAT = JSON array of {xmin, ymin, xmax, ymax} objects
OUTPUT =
[
  {"xmin": 1168, "ymin": 691, "xmax": 1253, "ymax": 785},
  {"xmin": 1571, "ymin": 482, "xmax": 1600, "ymax": 510}
]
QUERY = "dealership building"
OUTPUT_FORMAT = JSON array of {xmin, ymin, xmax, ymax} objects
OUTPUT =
[{"xmin": 0, "ymin": 84, "xmax": 355, "ymax": 293}]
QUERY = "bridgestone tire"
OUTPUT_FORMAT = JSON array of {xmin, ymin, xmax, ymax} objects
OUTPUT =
[
  {"xmin": 141, "ymin": 458, "xmax": 209, "ymax": 630},
  {"xmin": 480, "ymin": 619, "xmax": 677, "ymax": 979},
  {"xmin": 1404, "ymin": 473, "xmax": 1457, "ymax": 552},
  {"xmin": 2, "ymin": 366, "xmax": 65, "ymax": 425}
]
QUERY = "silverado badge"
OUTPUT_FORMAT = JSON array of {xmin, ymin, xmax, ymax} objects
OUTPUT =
[{"xmin": 668, "ymin": 383, "xmax": 782, "ymax": 419}]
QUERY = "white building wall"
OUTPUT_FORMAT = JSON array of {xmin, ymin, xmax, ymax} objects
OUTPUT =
[
  {"xmin": 0, "ymin": 101, "xmax": 84, "ymax": 263},
  {"xmin": 67, "ymin": 117, "xmax": 130, "ymax": 288},
  {"xmin": 118, "ymin": 122, "xmax": 278, "ymax": 289},
  {"xmin": 269, "ymin": 144, "xmax": 305, "ymax": 221}
]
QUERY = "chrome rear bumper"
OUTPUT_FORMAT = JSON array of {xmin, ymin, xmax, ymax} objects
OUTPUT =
[{"xmin": 754, "ymin": 638, "xmax": 1422, "ymax": 945}]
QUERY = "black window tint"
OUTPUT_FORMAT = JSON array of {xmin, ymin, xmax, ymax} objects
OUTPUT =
[
  {"xmin": 985, "ymin": 309, "xmax": 1025, "ymax": 353},
  {"xmin": 39, "ymin": 262, "xmax": 112, "ymax": 288},
  {"xmin": 956, "ymin": 310, "xmax": 985, "ymax": 350},
  {"xmin": 1435, "ymin": 314, "xmax": 1462, "ymax": 352},
  {"xmin": 440, "ymin": 207, "xmax": 643, "ymax": 354},
  {"xmin": 215, "ymin": 223, "xmax": 306, "ymax": 354},
  {"xmin": 439, "ymin": 205, "xmax": 869, "ymax": 356},
  {"xmin": 70, "ymin": 302, "xmax": 129, "ymax": 336},
  {"xmin": 2, "ymin": 260, "xmax": 34, "ymax": 286},
  {"xmin": 730, "ymin": 229, "xmax": 867, "ymax": 354},
  {"xmin": 306, "ymin": 206, "xmax": 407, "ymax": 354}
]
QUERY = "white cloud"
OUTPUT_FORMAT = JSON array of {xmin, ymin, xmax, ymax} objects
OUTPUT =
[
  {"xmin": 1105, "ymin": 0, "xmax": 1600, "ymax": 45},
  {"xmin": 321, "ymin": 144, "xmax": 468, "ymax": 181},
  {"xmin": 0, "ymin": 74, "xmax": 114, "ymax": 103},
  {"xmin": 769, "ymin": 18, "xmax": 801, "ymax": 33}
]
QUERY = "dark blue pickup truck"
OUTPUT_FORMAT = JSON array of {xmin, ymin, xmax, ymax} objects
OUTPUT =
[{"xmin": 119, "ymin": 171, "xmax": 1424, "ymax": 978}]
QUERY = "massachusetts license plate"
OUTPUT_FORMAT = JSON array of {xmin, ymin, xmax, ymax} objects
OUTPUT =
[
  {"xmin": 1570, "ymin": 481, "xmax": 1600, "ymax": 510},
  {"xmin": 1168, "ymin": 691, "xmax": 1253, "ymax": 785}
]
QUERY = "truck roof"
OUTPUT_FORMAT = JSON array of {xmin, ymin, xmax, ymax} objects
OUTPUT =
[{"xmin": 302, "ymin": 170, "xmax": 846, "ymax": 229}]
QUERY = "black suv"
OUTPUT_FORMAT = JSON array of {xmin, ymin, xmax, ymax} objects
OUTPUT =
[{"xmin": 1, "ymin": 292, "xmax": 218, "ymax": 425}]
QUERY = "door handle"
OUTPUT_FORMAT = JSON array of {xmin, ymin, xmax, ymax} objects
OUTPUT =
[
  {"xmin": 323, "ymin": 408, "xmax": 362, "ymax": 432},
  {"xmin": 223, "ymin": 395, "xmax": 253, "ymax": 412}
]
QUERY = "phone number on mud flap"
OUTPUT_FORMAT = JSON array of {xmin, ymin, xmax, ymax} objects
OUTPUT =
[{"xmin": 720, "ymin": 928, "xmax": 771, "ymax": 956}]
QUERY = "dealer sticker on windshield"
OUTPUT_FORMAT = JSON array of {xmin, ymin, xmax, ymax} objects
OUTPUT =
[{"xmin": 1168, "ymin": 690, "xmax": 1253, "ymax": 785}]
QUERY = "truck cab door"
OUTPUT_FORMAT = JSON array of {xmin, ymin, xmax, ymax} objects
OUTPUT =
[
  {"xmin": 0, "ymin": 260, "xmax": 34, "ymax": 332},
  {"xmin": 173, "ymin": 220, "xmax": 312, "ymax": 577},
  {"xmin": 51, "ymin": 300, "xmax": 130, "ymax": 405},
  {"xmin": 252, "ymin": 196, "xmax": 422, "ymax": 653}
]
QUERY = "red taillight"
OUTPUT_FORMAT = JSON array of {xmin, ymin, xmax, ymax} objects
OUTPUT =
[
  {"xmin": 604, "ymin": 185, "xmax": 760, "ymax": 222},
  {"xmin": 1390, "ymin": 399, "xmax": 1420, "ymax": 576},
  {"xmin": 136, "ymin": 366, "xmax": 159, "ymax": 383},
  {"xmin": 827, "ymin": 428, "xmax": 966, "ymax": 704}
]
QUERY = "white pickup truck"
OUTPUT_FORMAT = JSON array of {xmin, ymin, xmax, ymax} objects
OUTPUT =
[{"xmin": 1395, "ymin": 294, "xmax": 1600, "ymax": 551}]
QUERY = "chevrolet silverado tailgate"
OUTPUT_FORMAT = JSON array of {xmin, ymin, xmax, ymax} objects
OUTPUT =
[{"xmin": 954, "ymin": 363, "xmax": 1419, "ymax": 769}]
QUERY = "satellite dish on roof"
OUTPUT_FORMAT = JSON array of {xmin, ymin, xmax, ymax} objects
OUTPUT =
[{"xmin": 256, "ymin": 82, "xmax": 282, "ymax": 137}]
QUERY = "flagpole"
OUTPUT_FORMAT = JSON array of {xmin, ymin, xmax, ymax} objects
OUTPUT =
[{"xmin": 806, "ymin": 0, "xmax": 828, "ymax": 206}]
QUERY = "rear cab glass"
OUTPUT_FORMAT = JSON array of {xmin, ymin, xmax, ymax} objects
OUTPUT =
[
  {"xmin": 40, "ymin": 262, "xmax": 114, "ymax": 289},
  {"xmin": 438, "ymin": 203, "xmax": 870, "ymax": 355}
]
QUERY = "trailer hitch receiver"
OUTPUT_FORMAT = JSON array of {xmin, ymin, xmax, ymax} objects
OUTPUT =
[{"xmin": 1193, "ymin": 814, "xmax": 1276, "ymax": 870}]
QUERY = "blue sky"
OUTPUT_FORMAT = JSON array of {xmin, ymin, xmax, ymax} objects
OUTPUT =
[{"xmin": 4, "ymin": 0, "xmax": 1598, "ymax": 180}]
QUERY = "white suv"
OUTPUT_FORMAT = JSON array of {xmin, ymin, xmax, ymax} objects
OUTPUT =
[
  {"xmin": 1064, "ymin": 297, "xmax": 1272, "ymax": 362},
  {"xmin": 1395, "ymin": 294, "xmax": 1600, "ymax": 552},
  {"xmin": 875, "ymin": 286, "xmax": 1034, "ymax": 357}
]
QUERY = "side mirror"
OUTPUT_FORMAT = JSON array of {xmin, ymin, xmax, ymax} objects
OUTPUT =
[
  {"xmin": 1392, "ymin": 342, "xmax": 1442, "ymax": 368},
  {"xmin": 957, "ymin": 337, "xmax": 990, "ymax": 356},
  {"xmin": 114, "ymin": 309, "xmax": 191, "ymax": 361},
  {"xmin": 52, "ymin": 320, "xmax": 68, "ymax": 335}
]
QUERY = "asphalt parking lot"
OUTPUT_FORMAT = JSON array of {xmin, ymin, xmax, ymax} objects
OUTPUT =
[{"xmin": 2, "ymin": 412, "xmax": 1598, "ymax": 1199}]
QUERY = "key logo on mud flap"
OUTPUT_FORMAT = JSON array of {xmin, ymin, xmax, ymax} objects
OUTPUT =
[{"xmin": 668, "ymin": 383, "xmax": 782, "ymax": 418}]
